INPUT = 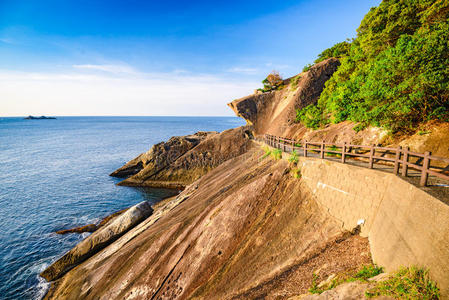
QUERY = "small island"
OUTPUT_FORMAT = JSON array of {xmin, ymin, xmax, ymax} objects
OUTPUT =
[{"xmin": 24, "ymin": 115, "xmax": 56, "ymax": 120}]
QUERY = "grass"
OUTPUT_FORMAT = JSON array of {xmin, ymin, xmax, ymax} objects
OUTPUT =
[
  {"xmin": 366, "ymin": 266, "xmax": 440, "ymax": 299},
  {"xmin": 288, "ymin": 150, "xmax": 299, "ymax": 164},
  {"xmin": 290, "ymin": 74, "xmax": 301, "ymax": 90},
  {"xmin": 291, "ymin": 167, "xmax": 301, "ymax": 179},
  {"xmin": 418, "ymin": 130, "xmax": 431, "ymax": 135},
  {"xmin": 262, "ymin": 146, "xmax": 271, "ymax": 159},
  {"xmin": 350, "ymin": 265, "xmax": 383, "ymax": 282},
  {"xmin": 272, "ymin": 148, "xmax": 282, "ymax": 160},
  {"xmin": 309, "ymin": 264, "xmax": 383, "ymax": 295},
  {"xmin": 308, "ymin": 265, "xmax": 440, "ymax": 299},
  {"xmin": 326, "ymin": 145, "xmax": 341, "ymax": 158}
]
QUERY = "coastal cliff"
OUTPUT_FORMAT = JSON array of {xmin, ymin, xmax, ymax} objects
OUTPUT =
[
  {"xmin": 111, "ymin": 126, "xmax": 253, "ymax": 189},
  {"xmin": 42, "ymin": 55, "xmax": 449, "ymax": 299}
]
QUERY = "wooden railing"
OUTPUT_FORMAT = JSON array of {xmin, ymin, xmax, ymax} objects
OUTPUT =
[{"xmin": 261, "ymin": 134, "xmax": 449, "ymax": 187}]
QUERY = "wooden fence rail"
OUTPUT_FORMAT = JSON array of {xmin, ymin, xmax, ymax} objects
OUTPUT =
[{"xmin": 261, "ymin": 134, "xmax": 449, "ymax": 187}]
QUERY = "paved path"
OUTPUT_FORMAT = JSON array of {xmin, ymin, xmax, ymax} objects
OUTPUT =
[{"xmin": 258, "ymin": 140, "xmax": 449, "ymax": 205}]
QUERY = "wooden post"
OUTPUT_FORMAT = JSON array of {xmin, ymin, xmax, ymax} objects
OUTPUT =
[
  {"xmin": 401, "ymin": 147, "xmax": 409, "ymax": 177},
  {"xmin": 304, "ymin": 140, "xmax": 308, "ymax": 157},
  {"xmin": 341, "ymin": 142, "xmax": 346, "ymax": 163},
  {"xmin": 320, "ymin": 141, "xmax": 325, "ymax": 159},
  {"xmin": 369, "ymin": 145, "xmax": 375, "ymax": 169},
  {"xmin": 420, "ymin": 151, "xmax": 431, "ymax": 186},
  {"xmin": 393, "ymin": 146, "xmax": 401, "ymax": 174}
]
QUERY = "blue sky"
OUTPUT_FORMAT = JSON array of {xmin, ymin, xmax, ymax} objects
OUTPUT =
[{"xmin": 0, "ymin": 0, "xmax": 380, "ymax": 116}]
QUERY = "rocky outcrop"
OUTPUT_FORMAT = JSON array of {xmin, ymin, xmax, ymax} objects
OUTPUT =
[
  {"xmin": 44, "ymin": 148, "xmax": 375, "ymax": 299},
  {"xmin": 55, "ymin": 207, "xmax": 129, "ymax": 235},
  {"xmin": 110, "ymin": 131, "xmax": 215, "ymax": 178},
  {"xmin": 115, "ymin": 126, "xmax": 253, "ymax": 188},
  {"xmin": 41, "ymin": 201, "xmax": 153, "ymax": 282},
  {"xmin": 228, "ymin": 58, "xmax": 340, "ymax": 137}
]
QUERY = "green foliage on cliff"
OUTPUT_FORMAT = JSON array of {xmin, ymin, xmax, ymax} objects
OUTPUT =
[
  {"xmin": 314, "ymin": 41, "xmax": 351, "ymax": 63},
  {"xmin": 302, "ymin": 63, "xmax": 313, "ymax": 73},
  {"xmin": 366, "ymin": 266, "xmax": 440, "ymax": 299},
  {"xmin": 296, "ymin": 0, "xmax": 449, "ymax": 132},
  {"xmin": 258, "ymin": 71, "xmax": 284, "ymax": 92}
]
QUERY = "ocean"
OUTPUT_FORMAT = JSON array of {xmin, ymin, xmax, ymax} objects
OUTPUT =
[{"xmin": 0, "ymin": 116, "xmax": 245, "ymax": 300}]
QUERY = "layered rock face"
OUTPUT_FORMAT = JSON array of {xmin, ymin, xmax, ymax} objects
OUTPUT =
[
  {"xmin": 228, "ymin": 58, "xmax": 340, "ymax": 137},
  {"xmin": 110, "ymin": 131, "xmax": 215, "ymax": 178},
  {"xmin": 112, "ymin": 126, "xmax": 253, "ymax": 188},
  {"xmin": 41, "ymin": 201, "xmax": 153, "ymax": 282},
  {"xmin": 45, "ymin": 148, "xmax": 373, "ymax": 300}
]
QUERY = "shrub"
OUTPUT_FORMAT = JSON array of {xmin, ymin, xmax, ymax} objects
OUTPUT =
[
  {"xmin": 302, "ymin": 63, "xmax": 313, "ymax": 72},
  {"xmin": 290, "ymin": 74, "xmax": 301, "ymax": 90},
  {"xmin": 291, "ymin": 167, "xmax": 301, "ymax": 179},
  {"xmin": 262, "ymin": 146, "xmax": 271, "ymax": 159},
  {"xmin": 296, "ymin": 104, "xmax": 327, "ymax": 129},
  {"xmin": 315, "ymin": 41, "xmax": 351, "ymax": 63},
  {"xmin": 326, "ymin": 145, "xmax": 341, "ymax": 157},
  {"xmin": 296, "ymin": 0, "xmax": 449, "ymax": 133},
  {"xmin": 272, "ymin": 148, "xmax": 282, "ymax": 160},
  {"xmin": 309, "ymin": 273, "xmax": 323, "ymax": 294},
  {"xmin": 308, "ymin": 264, "xmax": 383, "ymax": 295},
  {"xmin": 366, "ymin": 266, "xmax": 440, "ymax": 299},
  {"xmin": 260, "ymin": 71, "xmax": 283, "ymax": 92},
  {"xmin": 351, "ymin": 265, "xmax": 383, "ymax": 281},
  {"xmin": 288, "ymin": 150, "xmax": 299, "ymax": 164}
]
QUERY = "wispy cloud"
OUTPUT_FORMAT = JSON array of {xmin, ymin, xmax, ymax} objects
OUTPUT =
[
  {"xmin": 72, "ymin": 64, "xmax": 138, "ymax": 75},
  {"xmin": 226, "ymin": 67, "xmax": 259, "ymax": 75},
  {"xmin": 0, "ymin": 37, "xmax": 15, "ymax": 45},
  {"xmin": 0, "ymin": 69, "xmax": 259, "ymax": 116}
]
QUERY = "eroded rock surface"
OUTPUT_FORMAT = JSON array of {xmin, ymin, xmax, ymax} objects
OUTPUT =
[
  {"xmin": 115, "ymin": 126, "xmax": 253, "ymax": 188},
  {"xmin": 41, "ymin": 201, "xmax": 153, "ymax": 282},
  {"xmin": 228, "ymin": 58, "xmax": 340, "ymax": 137},
  {"xmin": 44, "ymin": 148, "xmax": 372, "ymax": 300},
  {"xmin": 110, "ymin": 131, "xmax": 215, "ymax": 178}
]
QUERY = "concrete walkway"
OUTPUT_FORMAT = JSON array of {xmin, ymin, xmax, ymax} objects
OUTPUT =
[{"xmin": 259, "ymin": 140, "xmax": 449, "ymax": 205}]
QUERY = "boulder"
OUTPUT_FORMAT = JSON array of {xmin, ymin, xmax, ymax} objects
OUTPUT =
[{"xmin": 41, "ymin": 201, "xmax": 153, "ymax": 281}]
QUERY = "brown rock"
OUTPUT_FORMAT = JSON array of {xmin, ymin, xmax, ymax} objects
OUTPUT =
[
  {"xmin": 41, "ymin": 201, "xmax": 153, "ymax": 282},
  {"xmin": 55, "ymin": 208, "xmax": 129, "ymax": 235},
  {"xmin": 55, "ymin": 224, "xmax": 97, "ymax": 235},
  {"xmin": 228, "ymin": 58, "xmax": 340, "ymax": 137},
  {"xmin": 110, "ymin": 131, "xmax": 216, "ymax": 178},
  {"xmin": 44, "ymin": 148, "xmax": 367, "ymax": 299},
  {"xmin": 117, "ymin": 126, "xmax": 253, "ymax": 188}
]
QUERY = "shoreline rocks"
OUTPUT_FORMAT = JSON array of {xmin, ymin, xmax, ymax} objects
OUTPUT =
[
  {"xmin": 41, "ymin": 201, "xmax": 153, "ymax": 282},
  {"xmin": 112, "ymin": 127, "xmax": 253, "ymax": 188},
  {"xmin": 55, "ymin": 207, "xmax": 129, "ymax": 235}
]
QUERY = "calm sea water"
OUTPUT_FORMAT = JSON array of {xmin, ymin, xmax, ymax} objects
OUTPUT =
[{"xmin": 0, "ymin": 116, "xmax": 244, "ymax": 300}]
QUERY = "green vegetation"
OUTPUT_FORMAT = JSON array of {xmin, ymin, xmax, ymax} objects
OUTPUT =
[
  {"xmin": 258, "ymin": 71, "xmax": 284, "ymax": 93},
  {"xmin": 288, "ymin": 150, "xmax": 299, "ymax": 164},
  {"xmin": 291, "ymin": 168, "xmax": 301, "ymax": 179},
  {"xmin": 297, "ymin": 0, "xmax": 449, "ymax": 133},
  {"xmin": 272, "ymin": 148, "xmax": 282, "ymax": 160},
  {"xmin": 315, "ymin": 41, "xmax": 351, "ymax": 63},
  {"xmin": 290, "ymin": 74, "xmax": 301, "ymax": 90},
  {"xmin": 326, "ymin": 145, "xmax": 341, "ymax": 158},
  {"xmin": 309, "ymin": 264, "xmax": 383, "ymax": 295},
  {"xmin": 351, "ymin": 265, "xmax": 383, "ymax": 281},
  {"xmin": 418, "ymin": 130, "xmax": 431, "ymax": 135},
  {"xmin": 302, "ymin": 63, "xmax": 313, "ymax": 72},
  {"xmin": 309, "ymin": 273, "xmax": 324, "ymax": 294},
  {"xmin": 366, "ymin": 266, "xmax": 440, "ymax": 299},
  {"xmin": 262, "ymin": 146, "xmax": 271, "ymax": 159}
]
